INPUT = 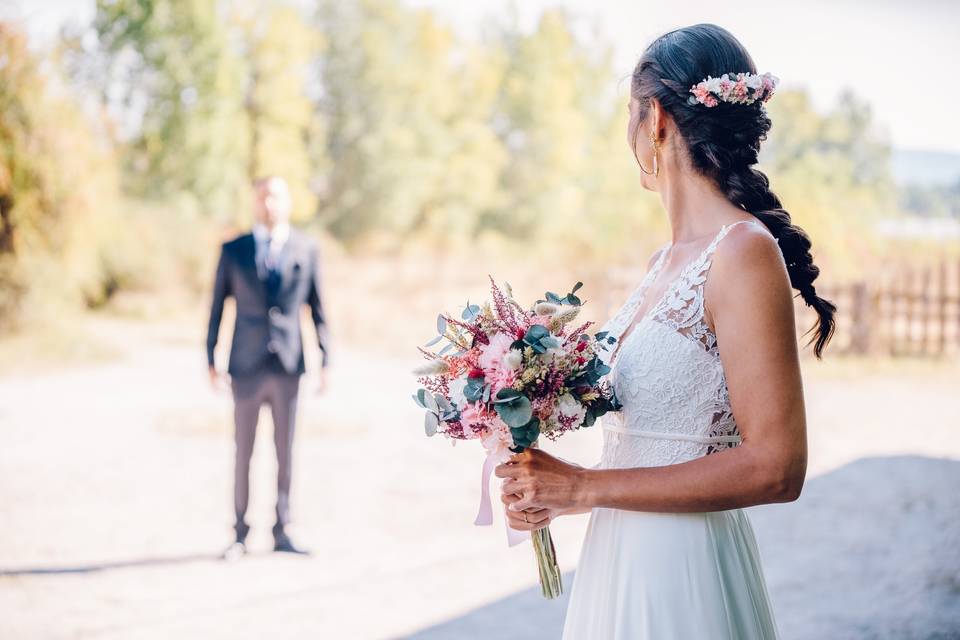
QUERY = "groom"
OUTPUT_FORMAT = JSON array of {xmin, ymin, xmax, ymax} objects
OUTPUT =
[{"xmin": 206, "ymin": 175, "xmax": 330, "ymax": 557}]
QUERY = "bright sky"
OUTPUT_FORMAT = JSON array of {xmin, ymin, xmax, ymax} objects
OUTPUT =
[{"xmin": 9, "ymin": 0, "xmax": 960, "ymax": 154}]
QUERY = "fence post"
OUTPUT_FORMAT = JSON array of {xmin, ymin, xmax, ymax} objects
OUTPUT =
[
  {"xmin": 937, "ymin": 261, "xmax": 948, "ymax": 357},
  {"xmin": 849, "ymin": 282, "xmax": 871, "ymax": 355}
]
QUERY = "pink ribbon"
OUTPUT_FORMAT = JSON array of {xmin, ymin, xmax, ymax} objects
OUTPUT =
[{"xmin": 474, "ymin": 447, "xmax": 528, "ymax": 547}]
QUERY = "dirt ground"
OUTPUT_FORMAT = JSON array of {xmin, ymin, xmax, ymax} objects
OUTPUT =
[{"xmin": 0, "ymin": 315, "xmax": 958, "ymax": 639}]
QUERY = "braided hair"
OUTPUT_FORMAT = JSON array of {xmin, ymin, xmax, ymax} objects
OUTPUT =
[{"xmin": 631, "ymin": 24, "xmax": 836, "ymax": 357}]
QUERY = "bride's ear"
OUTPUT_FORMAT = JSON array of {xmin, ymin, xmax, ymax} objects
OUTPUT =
[{"xmin": 648, "ymin": 98, "xmax": 664, "ymax": 141}]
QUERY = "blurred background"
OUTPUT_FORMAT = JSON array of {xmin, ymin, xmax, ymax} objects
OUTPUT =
[{"xmin": 0, "ymin": 0, "xmax": 958, "ymax": 638}]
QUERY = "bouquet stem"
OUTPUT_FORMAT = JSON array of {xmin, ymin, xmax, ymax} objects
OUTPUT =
[{"xmin": 531, "ymin": 525, "xmax": 563, "ymax": 599}]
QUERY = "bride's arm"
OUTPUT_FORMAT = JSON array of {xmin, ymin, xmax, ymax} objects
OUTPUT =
[{"xmin": 498, "ymin": 226, "xmax": 808, "ymax": 514}]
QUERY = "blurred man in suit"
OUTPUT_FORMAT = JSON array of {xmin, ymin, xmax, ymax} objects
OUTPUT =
[{"xmin": 207, "ymin": 176, "xmax": 330, "ymax": 557}]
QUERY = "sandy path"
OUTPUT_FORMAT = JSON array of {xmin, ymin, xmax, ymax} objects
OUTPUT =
[{"xmin": 0, "ymin": 317, "xmax": 958, "ymax": 639}]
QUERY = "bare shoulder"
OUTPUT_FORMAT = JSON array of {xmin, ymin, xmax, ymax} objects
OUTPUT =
[
  {"xmin": 710, "ymin": 220, "xmax": 788, "ymax": 289},
  {"xmin": 704, "ymin": 220, "xmax": 794, "ymax": 331}
]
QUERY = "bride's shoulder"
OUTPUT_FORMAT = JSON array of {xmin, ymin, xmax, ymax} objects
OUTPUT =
[{"xmin": 709, "ymin": 219, "xmax": 790, "ymax": 294}]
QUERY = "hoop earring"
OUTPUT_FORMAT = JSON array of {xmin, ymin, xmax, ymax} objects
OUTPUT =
[
  {"xmin": 633, "ymin": 124, "xmax": 656, "ymax": 176},
  {"xmin": 649, "ymin": 135, "xmax": 661, "ymax": 178}
]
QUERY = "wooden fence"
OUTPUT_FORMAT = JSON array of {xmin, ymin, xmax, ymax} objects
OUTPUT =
[{"xmin": 797, "ymin": 259, "xmax": 960, "ymax": 358}]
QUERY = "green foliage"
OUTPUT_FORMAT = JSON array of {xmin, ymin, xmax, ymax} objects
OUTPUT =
[
  {"xmin": 316, "ymin": 0, "xmax": 507, "ymax": 247},
  {"xmin": 1, "ymin": 2, "xmax": 926, "ymax": 330},
  {"xmin": 235, "ymin": 2, "xmax": 319, "ymax": 221},
  {"xmin": 508, "ymin": 416, "xmax": 540, "ymax": 452},
  {"xmin": 92, "ymin": 0, "xmax": 249, "ymax": 218},
  {"xmin": 522, "ymin": 324, "xmax": 556, "ymax": 353},
  {"xmin": 0, "ymin": 22, "xmax": 130, "ymax": 325}
]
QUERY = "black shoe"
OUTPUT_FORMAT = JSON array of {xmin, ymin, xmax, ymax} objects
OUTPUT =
[{"xmin": 273, "ymin": 530, "xmax": 309, "ymax": 555}]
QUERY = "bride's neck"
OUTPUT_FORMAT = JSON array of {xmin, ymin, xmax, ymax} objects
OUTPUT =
[{"xmin": 658, "ymin": 168, "xmax": 740, "ymax": 246}]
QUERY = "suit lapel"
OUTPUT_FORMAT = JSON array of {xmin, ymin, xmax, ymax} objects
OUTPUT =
[{"xmin": 234, "ymin": 234, "xmax": 269, "ymax": 298}]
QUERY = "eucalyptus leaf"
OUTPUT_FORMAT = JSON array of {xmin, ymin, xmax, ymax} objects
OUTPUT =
[
  {"xmin": 416, "ymin": 389, "xmax": 431, "ymax": 408},
  {"xmin": 540, "ymin": 336, "xmax": 560, "ymax": 350},
  {"xmin": 495, "ymin": 387, "xmax": 523, "ymax": 399},
  {"xmin": 509, "ymin": 417, "xmax": 540, "ymax": 450},
  {"xmin": 436, "ymin": 314, "xmax": 447, "ymax": 335},
  {"xmin": 464, "ymin": 377, "xmax": 485, "ymax": 402},
  {"xmin": 524, "ymin": 324, "xmax": 550, "ymax": 342},
  {"xmin": 424, "ymin": 412, "xmax": 439, "ymax": 437},
  {"xmin": 494, "ymin": 395, "xmax": 533, "ymax": 428},
  {"xmin": 435, "ymin": 394, "xmax": 453, "ymax": 412},
  {"xmin": 423, "ymin": 391, "xmax": 439, "ymax": 413},
  {"xmin": 583, "ymin": 411, "xmax": 597, "ymax": 428},
  {"xmin": 462, "ymin": 301, "xmax": 481, "ymax": 322},
  {"xmin": 424, "ymin": 335, "xmax": 444, "ymax": 347},
  {"xmin": 572, "ymin": 282, "xmax": 583, "ymax": 294}
]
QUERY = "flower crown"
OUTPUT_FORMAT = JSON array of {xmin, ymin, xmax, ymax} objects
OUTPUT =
[{"xmin": 688, "ymin": 72, "xmax": 778, "ymax": 108}]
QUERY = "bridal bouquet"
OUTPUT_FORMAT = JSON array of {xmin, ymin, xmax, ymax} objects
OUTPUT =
[{"xmin": 412, "ymin": 278, "xmax": 620, "ymax": 599}]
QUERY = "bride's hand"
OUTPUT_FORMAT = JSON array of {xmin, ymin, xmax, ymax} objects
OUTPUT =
[
  {"xmin": 500, "ymin": 492, "xmax": 560, "ymax": 531},
  {"xmin": 495, "ymin": 448, "xmax": 589, "ymax": 512}
]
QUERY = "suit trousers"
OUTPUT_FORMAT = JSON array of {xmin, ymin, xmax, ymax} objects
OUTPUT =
[{"xmin": 230, "ymin": 360, "xmax": 300, "ymax": 537}]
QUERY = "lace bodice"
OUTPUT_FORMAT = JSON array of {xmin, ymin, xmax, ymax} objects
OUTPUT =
[{"xmin": 597, "ymin": 220, "xmax": 770, "ymax": 469}]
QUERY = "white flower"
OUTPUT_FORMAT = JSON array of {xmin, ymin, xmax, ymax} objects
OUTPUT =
[
  {"xmin": 448, "ymin": 374, "xmax": 469, "ymax": 409},
  {"xmin": 535, "ymin": 302, "xmax": 560, "ymax": 316},
  {"xmin": 413, "ymin": 360, "xmax": 449, "ymax": 376},
  {"xmin": 503, "ymin": 349, "xmax": 523, "ymax": 371},
  {"xmin": 556, "ymin": 392, "xmax": 587, "ymax": 429}
]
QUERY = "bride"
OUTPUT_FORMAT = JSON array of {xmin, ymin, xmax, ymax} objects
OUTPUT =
[{"xmin": 495, "ymin": 24, "xmax": 836, "ymax": 639}]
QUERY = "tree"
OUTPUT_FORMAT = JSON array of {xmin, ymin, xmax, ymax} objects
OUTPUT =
[
  {"xmin": 234, "ymin": 2, "xmax": 318, "ymax": 221},
  {"xmin": 0, "ymin": 21, "xmax": 125, "ymax": 324},
  {"xmin": 92, "ymin": 0, "xmax": 249, "ymax": 218},
  {"xmin": 316, "ymin": 0, "xmax": 506, "ymax": 248},
  {"xmin": 487, "ymin": 9, "xmax": 659, "ymax": 256}
]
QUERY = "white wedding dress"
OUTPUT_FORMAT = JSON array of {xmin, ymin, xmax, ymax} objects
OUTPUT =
[{"xmin": 562, "ymin": 220, "xmax": 781, "ymax": 639}]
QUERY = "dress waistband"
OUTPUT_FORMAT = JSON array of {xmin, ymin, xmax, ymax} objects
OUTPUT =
[{"xmin": 602, "ymin": 421, "xmax": 741, "ymax": 445}]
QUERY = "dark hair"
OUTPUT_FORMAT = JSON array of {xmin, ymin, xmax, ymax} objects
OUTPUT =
[{"xmin": 631, "ymin": 23, "xmax": 835, "ymax": 357}]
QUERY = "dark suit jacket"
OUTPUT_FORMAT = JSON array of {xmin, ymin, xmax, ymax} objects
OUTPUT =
[{"xmin": 206, "ymin": 229, "xmax": 329, "ymax": 377}]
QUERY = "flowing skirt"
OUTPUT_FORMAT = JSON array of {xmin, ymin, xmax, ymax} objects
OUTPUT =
[{"xmin": 562, "ymin": 507, "xmax": 780, "ymax": 639}]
